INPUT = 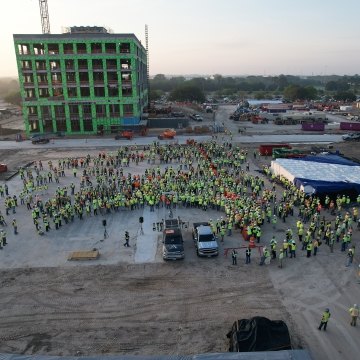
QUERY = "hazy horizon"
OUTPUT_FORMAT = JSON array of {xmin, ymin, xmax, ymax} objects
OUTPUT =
[{"xmin": 3, "ymin": 0, "xmax": 360, "ymax": 78}]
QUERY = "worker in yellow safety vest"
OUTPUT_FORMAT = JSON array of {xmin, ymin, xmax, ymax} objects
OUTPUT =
[
  {"xmin": 349, "ymin": 304, "xmax": 359, "ymax": 326},
  {"xmin": 318, "ymin": 308, "xmax": 331, "ymax": 331}
]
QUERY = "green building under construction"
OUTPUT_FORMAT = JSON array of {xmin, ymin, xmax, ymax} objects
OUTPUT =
[{"xmin": 13, "ymin": 26, "xmax": 148, "ymax": 136}]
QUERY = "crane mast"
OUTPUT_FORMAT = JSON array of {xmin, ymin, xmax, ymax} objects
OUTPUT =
[
  {"xmin": 145, "ymin": 24, "xmax": 149, "ymax": 103},
  {"xmin": 39, "ymin": 0, "xmax": 51, "ymax": 34}
]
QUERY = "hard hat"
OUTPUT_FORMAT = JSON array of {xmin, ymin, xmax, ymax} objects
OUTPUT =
[{"xmin": 354, "ymin": 304, "xmax": 357, "ymax": 307}]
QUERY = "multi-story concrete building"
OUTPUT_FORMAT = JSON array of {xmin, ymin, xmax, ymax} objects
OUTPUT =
[{"xmin": 13, "ymin": 26, "xmax": 148, "ymax": 135}]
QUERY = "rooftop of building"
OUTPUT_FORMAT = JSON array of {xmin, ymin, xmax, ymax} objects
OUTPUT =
[{"xmin": 13, "ymin": 27, "xmax": 144, "ymax": 47}]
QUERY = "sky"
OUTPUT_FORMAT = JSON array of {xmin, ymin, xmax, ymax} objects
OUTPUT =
[{"xmin": 2, "ymin": 0, "xmax": 360, "ymax": 78}]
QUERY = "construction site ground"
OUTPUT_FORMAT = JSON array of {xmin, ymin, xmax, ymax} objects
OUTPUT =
[{"xmin": 0, "ymin": 105, "xmax": 359, "ymax": 360}]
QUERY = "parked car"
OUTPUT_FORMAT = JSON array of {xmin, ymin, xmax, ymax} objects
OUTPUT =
[
  {"xmin": 190, "ymin": 114, "xmax": 203, "ymax": 122},
  {"xmin": 342, "ymin": 133, "xmax": 360, "ymax": 141},
  {"xmin": 171, "ymin": 112, "xmax": 185, "ymax": 118},
  {"xmin": 32, "ymin": 137, "xmax": 50, "ymax": 144}
]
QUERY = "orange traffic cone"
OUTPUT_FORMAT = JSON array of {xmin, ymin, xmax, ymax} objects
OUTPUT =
[{"xmin": 249, "ymin": 235, "xmax": 256, "ymax": 248}]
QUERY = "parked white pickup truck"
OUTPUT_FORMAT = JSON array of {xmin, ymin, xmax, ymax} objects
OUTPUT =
[{"xmin": 192, "ymin": 222, "xmax": 219, "ymax": 257}]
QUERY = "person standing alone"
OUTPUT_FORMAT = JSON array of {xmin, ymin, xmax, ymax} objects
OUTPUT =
[
  {"xmin": 318, "ymin": 308, "xmax": 331, "ymax": 331},
  {"xmin": 245, "ymin": 246, "xmax": 251, "ymax": 264},
  {"xmin": 349, "ymin": 304, "xmax": 359, "ymax": 326},
  {"xmin": 231, "ymin": 249, "xmax": 238, "ymax": 265},
  {"xmin": 124, "ymin": 231, "xmax": 130, "ymax": 247}
]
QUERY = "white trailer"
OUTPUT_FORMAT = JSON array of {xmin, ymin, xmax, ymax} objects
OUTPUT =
[{"xmin": 275, "ymin": 112, "xmax": 327, "ymax": 125}]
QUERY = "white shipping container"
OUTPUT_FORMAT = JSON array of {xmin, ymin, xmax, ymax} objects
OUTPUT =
[{"xmin": 340, "ymin": 105, "xmax": 353, "ymax": 112}]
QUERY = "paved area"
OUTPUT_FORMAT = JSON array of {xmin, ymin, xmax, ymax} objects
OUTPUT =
[{"xmin": 0, "ymin": 133, "xmax": 345, "ymax": 151}]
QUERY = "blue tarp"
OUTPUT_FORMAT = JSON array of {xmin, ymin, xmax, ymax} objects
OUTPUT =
[
  {"xmin": 294, "ymin": 178, "xmax": 360, "ymax": 195},
  {"xmin": 291, "ymin": 154, "xmax": 359, "ymax": 166}
]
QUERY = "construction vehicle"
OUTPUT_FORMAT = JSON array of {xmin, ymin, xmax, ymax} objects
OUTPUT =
[
  {"xmin": 158, "ymin": 129, "xmax": 176, "ymax": 140},
  {"xmin": 114, "ymin": 130, "xmax": 134, "ymax": 140},
  {"xmin": 251, "ymin": 115, "xmax": 268, "ymax": 124}
]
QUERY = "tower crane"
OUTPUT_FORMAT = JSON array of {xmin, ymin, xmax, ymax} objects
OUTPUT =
[{"xmin": 39, "ymin": 0, "xmax": 51, "ymax": 34}]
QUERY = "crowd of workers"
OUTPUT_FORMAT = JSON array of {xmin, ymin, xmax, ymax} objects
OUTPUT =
[{"xmin": 0, "ymin": 141, "xmax": 359, "ymax": 260}]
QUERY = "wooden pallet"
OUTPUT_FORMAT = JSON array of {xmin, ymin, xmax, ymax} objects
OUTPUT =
[{"xmin": 68, "ymin": 250, "xmax": 100, "ymax": 261}]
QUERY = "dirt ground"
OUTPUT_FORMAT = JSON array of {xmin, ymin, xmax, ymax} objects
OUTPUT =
[
  {"xmin": 0, "ymin": 262, "xmax": 302, "ymax": 356},
  {"xmin": 0, "ymin": 107, "xmax": 359, "ymax": 359}
]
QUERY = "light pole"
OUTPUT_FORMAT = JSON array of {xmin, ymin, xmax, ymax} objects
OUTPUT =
[{"xmin": 213, "ymin": 110, "xmax": 216, "ymax": 135}]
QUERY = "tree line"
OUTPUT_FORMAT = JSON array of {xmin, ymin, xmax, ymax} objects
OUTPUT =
[
  {"xmin": 150, "ymin": 74, "xmax": 359, "ymax": 103},
  {"xmin": 0, "ymin": 74, "xmax": 358, "ymax": 106}
]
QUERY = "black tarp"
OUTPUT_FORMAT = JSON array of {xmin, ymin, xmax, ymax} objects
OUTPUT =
[{"xmin": 227, "ymin": 317, "xmax": 292, "ymax": 352}]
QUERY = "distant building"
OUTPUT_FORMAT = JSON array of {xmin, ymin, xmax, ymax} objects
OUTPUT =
[{"xmin": 13, "ymin": 27, "xmax": 148, "ymax": 135}]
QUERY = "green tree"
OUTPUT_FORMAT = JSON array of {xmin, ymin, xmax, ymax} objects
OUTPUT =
[
  {"xmin": 149, "ymin": 89, "xmax": 164, "ymax": 102},
  {"xmin": 334, "ymin": 91, "xmax": 356, "ymax": 102},
  {"xmin": 283, "ymin": 85, "xmax": 317, "ymax": 101},
  {"xmin": 169, "ymin": 84, "xmax": 205, "ymax": 102},
  {"xmin": 4, "ymin": 91, "xmax": 21, "ymax": 106}
]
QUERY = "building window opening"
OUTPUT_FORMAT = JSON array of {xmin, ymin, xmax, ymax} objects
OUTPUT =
[
  {"xmin": 48, "ymin": 43, "xmax": 59, "ymax": 55},
  {"xmin": 79, "ymin": 72, "xmax": 89, "ymax": 83},
  {"xmin": 92, "ymin": 59, "xmax": 103, "ymax": 70},
  {"xmin": 18, "ymin": 44, "xmax": 30, "ymax": 55},
  {"xmin": 122, "ymin": 87, "xmax": 132, "ymax": 97},
  {"xmin": 120, "ymin": 59, "xmax": 131, "ymax": 70},
  {"xmin": 121, "ymin": 73, "xmax": 132, "ymax": 83},
  {"xmin": 78, "ymin": 59, "xmax": 88, "ymax": 70},
  {"xmin": 63, "ymin": 43, "xmax": 74, "ymax": 54},
  {"xmin": 94, "ymin": 87, "xmax": 105, "ymax": 97},
  {"xmin": 109, "ymin": 104, "xmax": 120, "ymax": 117},
  {"xmin": 123, "ymin": 104, "xmax": 133, "ymax": 116},
  {"xmin": 105, "ymin": 43, "xmax": 116, "ymax": 53},
  {"xmin": 106, "ymin": 59, "xmax": 117, "ymax": 70},
  {"xmin": 39, "ymin": 88, "xmax": 49, "ymax": 98},
  {"xmin": 67, "ymin": 87, "xmax": 77, "ymax": 97},
  {"xmin": 83, "ymin": 119, "xmax": 93, "ymax": 132},
  {"xmin": 35, "ymin": 60, "xmax": 46, "ymax": 70},
  {"xmin": 80, "ymin": 87, "xmax": 90, "ymax": 97},
  {"xmin": 91, "ymin": 43, "xmax": 102, "ymax": 53},
  {"xmin": 65, "ymin": 59, "xmax": 75, "ymax": 70},
  {"xmin": 93, "ymin": 72, "xmax": 104, "ymax": 84},
  {"xmin": 77, "ymin": 43, "xmax": 87, "ymax": 54},
  {"xmin": 119, "ymin": 42, "xmax": 130, "ymax": 53},
  {"xmin": 96, "ymin": 104, "xmax": 106, "ymax": 118}
]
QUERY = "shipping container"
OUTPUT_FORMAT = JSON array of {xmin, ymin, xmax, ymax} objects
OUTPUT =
[
  {"xmin": 302, "ymin": 123, "xmax": 325, "ymax": 131},
  {"xmin": 339, "ymin": 105, "xmax": 353, "ymax": 112},
  {"xmin": 340, "ymin": 122, "xmax": 360, "ymax": 131},
  {"xmin": 259, "ymin": 144, "xmax": 291, "ymax": 156}
]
